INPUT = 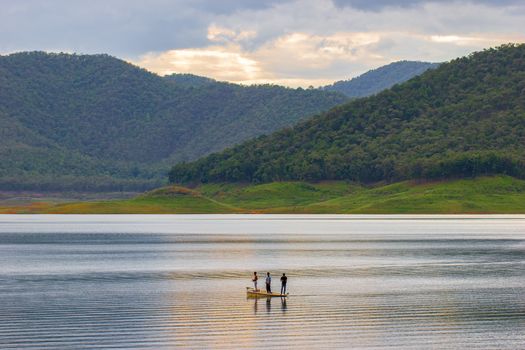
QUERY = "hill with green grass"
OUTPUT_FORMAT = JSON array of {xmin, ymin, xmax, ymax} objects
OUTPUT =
[
  {"xmin": 3, "ymin": 176, "xmax": 525, "ymax": 214},
  {"xmin": 322, "ymin": 60, "xmax": 439, "ymax": 97},
  {"xmin": 170, "ymin": 44, "xmax": 525, "ymax": 185},
  {"xmin": 0, "ymin": 52, "xmax": 347, "ymax": 191}
]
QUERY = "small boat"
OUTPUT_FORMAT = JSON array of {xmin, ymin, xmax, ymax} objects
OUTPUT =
[{"xmin": 246, "ymin": 287, "xmax": 288, "ymax": 297}]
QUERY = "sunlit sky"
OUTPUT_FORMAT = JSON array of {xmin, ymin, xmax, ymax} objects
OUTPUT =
[{"xmin": 1, "ymin": 0, "xmax": 524, "ymax": 87}]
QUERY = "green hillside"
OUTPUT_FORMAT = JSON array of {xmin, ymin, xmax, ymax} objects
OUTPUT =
[
  {"xmin": 170, "ymin": 44, "xmax": 525, "ymax": 185},
  {"xmin": 0, "ymin": 52, "xmax": 347, "ymax": 191},
  {"xmin": 322, "ymin": 61, "xmax": 439, "ymax": 97},
  {"xmin": 4, "ymin": 176, "xmax": 525, "ymax": 214}
]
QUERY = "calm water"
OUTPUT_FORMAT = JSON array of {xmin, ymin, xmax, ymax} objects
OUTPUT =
[{"xmin": 1, "ymin": 215, "xmax": 524, "ymax": 349}]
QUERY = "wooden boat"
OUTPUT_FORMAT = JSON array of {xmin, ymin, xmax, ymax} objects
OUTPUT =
[{"xmin": 246, "ymin": 287, "xmax": 288, "ymax": 297}]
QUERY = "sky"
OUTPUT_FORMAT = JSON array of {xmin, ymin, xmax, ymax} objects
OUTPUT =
[{"xmin": 1, "ymin": 0, "xmax": 524, "ymax": 87}]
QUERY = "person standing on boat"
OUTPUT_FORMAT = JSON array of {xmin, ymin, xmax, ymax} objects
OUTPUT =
[
  {"xmin": 280, "ymin": 273, "xmax": 287, "ymax": 294},
  {"xmin": 252, "ymin": 272, "xmax": 258, "ymax": 291},
  {"xmin": 266, "ymin": 272, "xmax": 272, "ymax": 293}
]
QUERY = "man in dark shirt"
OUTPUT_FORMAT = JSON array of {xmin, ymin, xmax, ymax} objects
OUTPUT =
[{"xmin": 280, "ymin": 273, "xmax": 287, "ymax": 294}]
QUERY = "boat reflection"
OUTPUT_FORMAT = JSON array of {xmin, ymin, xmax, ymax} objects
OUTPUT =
[{"xmin": 250, "ymin": 296, "xmax": 288, "ymax": 315}]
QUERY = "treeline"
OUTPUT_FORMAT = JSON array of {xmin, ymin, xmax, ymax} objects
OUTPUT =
[
  {"xmin": 170, "ymin": 44, "xmax": 525, "ymax": 184},
  {"xmin": 0, "ymin": 176, "xmax": 162, "ymax": 192},
  {"xmin": 408, "ymin": 152, "xmax": 525, "ymax": 180},
  {"xmin": 170, "ymin": 151, "xmax": 525, "ymax": 184}
]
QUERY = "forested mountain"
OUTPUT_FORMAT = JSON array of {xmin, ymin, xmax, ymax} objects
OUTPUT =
[
  {"xmin": 0, "ymin": 52, "xmax": 347, "ymax": 191},
  {"xmin": 322, "ymin": 61, "xmax": 439, "ymax": 97},
  {"xmin": 170, "ymin": 44, "xmax": 525, "ymax": 185},
  {"xmin": 163, "ymin": 73, "xmax": 216, "ymax": 88}
]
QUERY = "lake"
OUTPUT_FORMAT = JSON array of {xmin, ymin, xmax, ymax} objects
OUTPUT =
[{"xmin": 1, "ymin": 215, "xmax": 524, "ymax": 349}]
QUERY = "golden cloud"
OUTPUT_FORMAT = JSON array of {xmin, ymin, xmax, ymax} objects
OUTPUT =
[
  {"xmin": 134, "ymin": 29, "xmax": 389, "ymax": 87},
  {"xmin": 133, "ymin": 25, "xmax": 524, "ymax": 88},
  {"xmin": 136, "ymin": 45, "xmax": 261, "ymax": 81}
]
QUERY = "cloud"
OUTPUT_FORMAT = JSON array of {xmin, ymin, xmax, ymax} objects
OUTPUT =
[
  {"xmin": 2, "ymin": 0, "xmax": 525, "ymax": 86},
  {"xmin": 136, "ymin": 28, "xmax": 523, "ymax": 87},
  {"xmin": 135, "ymin": 30, "xmax": 386, "ymax": 86},
  {"xmin": 0, "ymin": 0, "xmax": 288, "ymax": 56},
  {"xmin": 137, "ymin": 45, "xmax": 261, "ymax": 82},
  {"xmin": 428, "ymin": 34, "xmax": 521, "ymax": 47},
  {"xmin": 207, "ymin": 25, "xmax": 256, "ymax": 43},
  {"xmin": 134, "ymin": 0, "xmax": 525, "ymax": 87},
  {"xmin": 332, "ymin": 0, "xmax": 525, "ymax": 11}
]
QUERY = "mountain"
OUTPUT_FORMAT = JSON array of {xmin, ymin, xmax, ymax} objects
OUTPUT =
[
  {"xmin": 169, "ymin": 44, "xmax": 525, "ymax": 185},
  {"xmin": 322, "ymin": 61, "xmax": 439, "ymax": 97},
  {"xmin": 0, "ymin": 52, "xmax": 347, "ymax": 191},
  {"xmin": 163, "ymin": 73, "xmax": 216, "ymax": 88}
]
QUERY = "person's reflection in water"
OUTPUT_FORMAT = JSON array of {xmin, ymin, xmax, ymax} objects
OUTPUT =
[
  {"xmin": 266, "ymin": 297, "xmax": 271, "ymax": 313},
  {"xmin": 280, "ymin": 297, "xmax": 287, "ymax": 312},
  {"xmin": 253, "ymin": 297, "xmax": 258, "ymax": 315}
]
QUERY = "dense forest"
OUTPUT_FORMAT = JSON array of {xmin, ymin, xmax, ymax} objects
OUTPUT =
[
  {"xmin": 0, "ymin": 52, "xmax": 348, "ymax": 191},
  {"xmin": 322, "ymin": 61, "xmax": 439, "ymax": 97},
  {"xmin": 170, "ymin": 44, "xmax": 525, "ymax": 185},
  {"xmin": 163, "ymin": 73, "xmax": 216, "ymax": 88}
]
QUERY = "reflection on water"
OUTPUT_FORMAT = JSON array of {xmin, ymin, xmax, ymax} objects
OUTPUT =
[
  {"xmin": 250, "ymin": 297, "xmax": 287, "ymax": 315},
  {"xmin": 281, "ymin": 297, "xmax": 287, "ymax": 312},
  {"xmin": 0, "ymin": 215, "xmax": 524, "ymax": 349}
]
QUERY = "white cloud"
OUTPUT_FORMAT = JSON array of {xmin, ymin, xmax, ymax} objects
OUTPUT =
[
  {"xmin": 135, "ymin": 30, "xmax": 389, "ymax": 87},
  {"xmin": 207, "ymin": 25, "xmax": 256, "ymax": 43},
  {"xmin": 428, "ymin": 34, "xmax": 522, "ymax": 47},
  {"xmin": 5, "ymin": 0, "xmax": 521, "ymax": 86},
  {"xmin": 137, "ymin": 45, "xmax": 261, "ymax": 82},
  {"xmin": 132, "ymin": 0, "xmax": 525, "ymax": 87}
]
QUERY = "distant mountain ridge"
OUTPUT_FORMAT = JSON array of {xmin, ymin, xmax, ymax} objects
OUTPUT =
[
  {"xmin": 322, "ymin": 61, "xmax": 439, "ymax": 97},
  {"xmin": 170, "ymin": 44, "xmax": 525, "ymax": 185},
  {"xmin": 0, "ymin": 52, "xmax": 347, "ymax": 191}
]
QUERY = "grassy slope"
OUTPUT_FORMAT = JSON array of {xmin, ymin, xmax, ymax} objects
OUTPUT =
[
  {"xmin": 2, "ymin": 176, "xmax": 525, "ymax": 214},
  {"xmin": 296, "ymin": 176, "xmax": 525, "ymax": 214}
]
